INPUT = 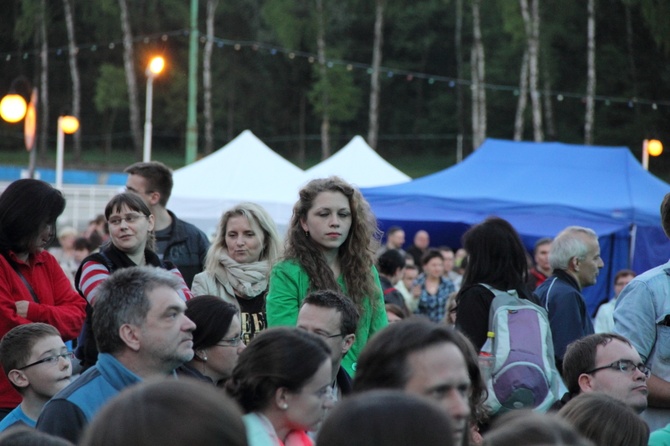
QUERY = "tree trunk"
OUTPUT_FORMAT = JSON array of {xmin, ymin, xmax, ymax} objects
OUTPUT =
[
  {"xmin": 367, "ymin": 0, "xmax": 384, "ymax": 151},
  {"xmin": 315, "ymin": 0, "xmax": 330, "ymax": 160},
  {"xmin": 298, "ymin": 93, "xmax": 306, "ymax": 167},
  {"xmin": 118, "ymin": 0, "xmax": 142, "ymax": 157},
  {"xmin": 38, "ymin": 0, "xmax": 49, "ymax": 157},
  {"xmin": 584, "ymin": 0, "xmax": 596, "ymax": 145},
  {"xmin": 62, "ymin": 0, "xmax": 82, "ymax": 160},
  {"xmin": 542, "ymin": 61, "xmax": 556, "ymax": 140},
  {"xmin": 520, "ymin": 0, "xmax": 543, "ymax": 141},
  {"xmin": 455, "ymin": 0, "xmax": 465, "ymax": 158},
  {"xmin": 471, "ymin": 0, "xmax": 486, "ymax": 149},
  {"xmin": 203, "ymin": 0, "xmax": 218, "ymax": 155},
  {"xmin": 514, "ymin": 49, "xmax": 529, "ymax": 141}
]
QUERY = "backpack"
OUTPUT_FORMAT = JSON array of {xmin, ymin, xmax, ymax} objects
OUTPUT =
[{"xmin": 480, "ymin": 283, "xmax": 561, "ymax": 415}]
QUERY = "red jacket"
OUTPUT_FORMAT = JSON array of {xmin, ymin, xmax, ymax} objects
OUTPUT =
[{"xmin": 0, "ymin": 250, "xmax": 87, "ymax": 409}]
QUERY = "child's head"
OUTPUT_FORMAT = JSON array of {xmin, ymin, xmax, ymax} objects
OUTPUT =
[{"xmin": 0, "ymin": 323, "xmax": 72, "ymax": 397}]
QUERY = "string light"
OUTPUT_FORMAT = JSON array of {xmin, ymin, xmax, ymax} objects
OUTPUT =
[{"xmin": 2, "ymin": 28, "xmax": 668, "ymax": 110}]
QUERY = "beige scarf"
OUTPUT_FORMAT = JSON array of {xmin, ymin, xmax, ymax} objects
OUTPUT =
[{"xmin": 214, "ymin": 252, "xmax": 269, "ymax": 299}]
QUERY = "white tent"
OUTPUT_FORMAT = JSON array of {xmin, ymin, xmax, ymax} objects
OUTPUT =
[
  {"xmin": 169, "ymin": 130, "xmax": 305, "ymax": 236},
  {"xmin": 303, "ymin": 136, "xmax": 411, "ymax": 188}
]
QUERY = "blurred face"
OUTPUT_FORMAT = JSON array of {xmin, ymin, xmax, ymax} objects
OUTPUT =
[
  {"xmin": 614, "ymin": 273, "xmax": 635, "ymax": 298},
  {"xmin": 441, "ymin": 250, "xmax": 455, "ymax": 273},
  {"xmin": 225, "ymin": 215, "xmax": 264, "ymax": 264},
  {"xmin": 386, "ymin": 310, "xmax": 403, "ymax": 323},
  {"xmin": 126, "ymin": 174, "xmax": 157, "ymax": 207},
  {"xmin": 29, "ymin": 222, "xmax": 55, "ymax": 254},
  {"xmin": 202, "ymin": 314, "xmax": 246, "ymax": 382},
  {"xmin": 300, "ymin": 191, "xmax": 352, "ymax": 254},
  {"xmin": 423, "ymin": 256, "xmax": 445, "ymax": 280},
  {"xmin": 403, "ymin": 342, "xmax": 471, "ymax": 446},
  {"xmin": 108, "ymin": 204, "xmax": 154, "ymax": 256},
  {"xmin": 414, "ymin": 231, "xmax": 430, "ymax": 249},
  {"xmin": 534, "ymin": 242, "xmax": 551, "ymax": 272},
  {"xmin": 297, "ymin": 304, "xmax": 351, "ymax": 369},
  {"xmin": 137, "ymin": 286, "xmax": 196, "ymax": 373},
  {"xmin": 402, "ymin": 268, "xmax": 418, "ymax": 289},
  {"xmin": 583, "ymin": 339, "xmax": 648, "ymax": 413},
  {"xmin": 16, "ymin": 335, "xmax": 72, "ymax": 399},
  {"xmin": 284, "ymin": 358, "xmax": 334, "ymax": 431},
  {"xmin": 387, "ymin": 230, "xmax": 405, "ymax": 249},
  {"xmin": 575, "ymin": 235, "xmax": 604, "ymax": 288}
]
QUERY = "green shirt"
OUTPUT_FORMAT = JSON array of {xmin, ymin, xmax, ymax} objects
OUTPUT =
[{"xmin": 266, "ymin": 260, "xmax": 388, "ymax": 377}]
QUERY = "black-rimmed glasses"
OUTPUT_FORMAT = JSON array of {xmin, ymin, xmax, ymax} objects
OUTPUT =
[
  {"xmin": 585, "ymin": 359, "xmax": 651, "ymax": 378},
  {"xmin": 18, "ymin": 351, "xmax": 74, "ymax": 370}
]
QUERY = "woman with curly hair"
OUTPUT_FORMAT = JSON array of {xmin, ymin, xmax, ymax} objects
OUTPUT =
[
  {"xmin": 266, "ymin": 176, "xmax": 387, "ymax": 378},
  {"xmin": 192, "ymin": 202, "xmax": 282, "ymax": 342}
]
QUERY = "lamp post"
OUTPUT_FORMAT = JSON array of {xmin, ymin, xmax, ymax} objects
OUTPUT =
[
  {"xmin": 143, "ymin": 56, "xmax": 165, "ymax": 162},
  {"xmin": 642, "ymin": 139, "xmax": 663, "ymax": 171},
  {"xmin": 0, "ymin": 77, "xmax": 38, "ymax": 177},
  {"xmin": 56, "ymin": 115, "xmax": 79, "ymax": 190}
]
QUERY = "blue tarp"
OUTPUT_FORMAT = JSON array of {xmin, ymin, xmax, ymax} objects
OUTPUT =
[{"xmin": 361, "ymin": 139, "xmax": 670, "ymax": 315}]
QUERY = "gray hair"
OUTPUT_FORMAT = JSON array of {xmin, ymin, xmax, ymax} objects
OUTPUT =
[
  {"xmin": 549, "ymin": 226, "xmax": 597, "ymax": 270},
  {"xmin": 93, "ymin": 266, "xmax": 182, "ymax": 354}
]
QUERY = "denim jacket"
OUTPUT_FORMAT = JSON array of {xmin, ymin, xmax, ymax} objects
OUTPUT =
[{"xmin": 614, "ymin": 261, "xmax": 670, "ymax": 431}]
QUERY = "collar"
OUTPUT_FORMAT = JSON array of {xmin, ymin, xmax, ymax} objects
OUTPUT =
[{"xmin": 553, "ymin": 269, "xmax": 581, "ymax": 291}]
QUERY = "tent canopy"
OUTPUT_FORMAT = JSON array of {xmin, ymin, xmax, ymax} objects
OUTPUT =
[
  {"xmin": 361, "ymin": 138, "xmax": 670, "ymax": 314},
  {"xmin": 304, "ymin": 136, "xmax": 411, "ymax": 188},
  {"xmin": 170, "ymin": 130, "xmax": 305, "ymax": 235}
]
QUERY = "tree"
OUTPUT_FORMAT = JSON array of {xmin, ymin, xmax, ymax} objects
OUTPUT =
[
  {"xmin": 367, "ymin": 0, "xmax": 384, "ymax": 151},
  {"xmin": 62, "ymin": 0, "xmax": 82, "ymax": 160},
  {"xmin": 520, "ymin": 0, "xmax": 543, "ymax": 141},
  {"xmin": 471, "ymin": 0, "xmax": 486, "ymax": 149},
  {"xmin": 94, "ymin": 64, "xmax": 128, "ymax": 156},
  {"xmin": 584, "ymin": 0, "xmax": 596, "ymax": 145},
  {"xmin": 203, "ymin": 0, "xmax": 219, "ymax": 155},
  {"xmin": 117, "ymin": 0, "xmax": 142, "ymax": 156}
]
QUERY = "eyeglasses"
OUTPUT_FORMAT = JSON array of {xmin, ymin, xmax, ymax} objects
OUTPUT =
[
  {"xmin": 586, "ymin": 359, "xmax": 651, "ymax": 378},
  {"xmin": 216, "ymin": 332, "xmax": 244, "ymax": 347},
  {"xmin": 18, "ymin": 351, "xmax": 74, "ymax": 370},
  {"xmin": 108, "ymin": 213, "xmax": 147, "ymax": 226}
]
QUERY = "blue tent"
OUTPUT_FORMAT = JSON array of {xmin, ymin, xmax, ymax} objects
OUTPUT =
[{"xmin": 361, "ymin": 138, "xmax": 670, "ymax": 314}]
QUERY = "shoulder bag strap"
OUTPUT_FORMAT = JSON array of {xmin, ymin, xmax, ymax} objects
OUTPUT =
[{"xmin": 7, "ymin": 258, "xmax": 40, "ymax": 303}]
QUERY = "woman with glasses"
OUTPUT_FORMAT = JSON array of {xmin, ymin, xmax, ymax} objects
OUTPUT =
[
  {"xmin": 192, "ymin": 202, "xmax": 282, "ymax": 343},
  {"xmin": 74, "ymin": 193, "xmax": 192, "ymax": 370},
  {"xmin": 226, "ymin": 327, "xmax": 334, "ymax": 446},
  {"xmin": 0, "ymin": 179, "xmax": 86, "ymax": 419},
  {"xmin": 178, "ymin": 295, "xmax": 245, "ymax": 386}
]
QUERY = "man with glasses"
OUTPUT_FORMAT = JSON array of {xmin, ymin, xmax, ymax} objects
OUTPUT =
[
  {"xmin": 36, "ymin": 266, "xmax": 196, "ymax": 443},
  {"xmin": 555, "ymin": 333, "xmax": 648, "ymax": 414},
  {"xmin": 297, "ymin": 290, "xmax": 359, "ymax": 399},
  {"xmin": 0, "ymin": 323, "xmax": 72, "ymax": 431}
]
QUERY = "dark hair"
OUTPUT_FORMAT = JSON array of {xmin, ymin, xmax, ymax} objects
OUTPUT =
[
  {"xmin": 302, "ymin": 290, "xmax": 360, "ymax": 336},
  {"xmin": 186, "ymin": 295, "xmax": 239, "ymax": 351},
  {"xmin": 353, "ymin": 318, "xmax": 463, "ymax": 392},
  {"xmin": 460, "ymin": 217, "xmax": 528, "ymax": 291},
  {"xmin": 377, "ymin": 249, "xmax": 406, "ymax": 276},
  {"xmin": 226, "ymin": 327, "xmax": 331, "ymax": 413},
  {"xmin": 0, "ymin": 426, "xmax": 75, "ymax": 446},
  {"xmin": 662, "ymin": 192, "xmax": 670, "ymax": 238},
  {"xmin": 451, "ymin": 328, "xmax": 488, "ymax": 427},
  {"xmin": 558, "ymin": 393, "xmax": 649, "ymax": 446},
  {"xmin": 80, "ymin": 379, "xmax": 247, "ymax": 446},
  {"xmin": 484, "ymin": 410, "xmax": 592, "ymax": 446},
  {"xmin": 420, "ymin": 249, "xmax": 444, "ymax": 267},
  {"xmin": 73, "ymin": 237, "xmax": 91, "ymax": 252},
  {"xmin": 385, "ymin": 303, "xmax": 407, "ymax": 320},
  {"xmin": 92, "ymin": 266, "xmax": 182, "ymax": 354},
  {"xmin": 0, "ymin": 323, "xmax": 61, "ymax": 391},
  {"xmin": 124, "ymin": 161, "xmax": 174, "ymax": 206},
  {"xmin": 317, "ymin": 390, "xmax": 453, "ymax": 446},
  {"xmin": 104, "ymin": 192, "xmax": 155, "ymax": 251},
  {"xmin": 614, "ymin": 269, "xmax": 636, "ymax": 283},
  {"xmin": 284, "ymin": 176, "xmax": 381, "ymax": 308},
  {"xmin": 0, "ymin": 179, "xmax": 65, "ymax": 254},
  {"xmin": 562, "ymin": 333, "xmax": 633, "ymax": 396}
]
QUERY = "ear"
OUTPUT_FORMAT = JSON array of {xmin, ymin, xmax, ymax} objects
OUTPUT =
[
  {"xmin": 195, "ymin": 349, "xmax": 207, "ymax": 361},
  {"xmin": 274, "ymin": 387, "xmax": 290, "ymax": 409},
  {"xmin": 119, "ymin": 323, "xmax": 142, "ymax": 352},
  {"xmin": 146, "ymin": 214, "xmax": 155, "ymax": 232},
  {"xmin": 570, "ymin": 256, "xmax": 580, "ymax": 272},
  {"xmin": 341, "ymin": 334, "xmax": 356, "ymax": 356},
  {"xmin": 300, "ymin": 218, "xmax": 308, "ymax": 233},
  {"xmin": 148, "ymin": 191, "xmax": 161, "ymax": 207},
  {"xmin": 7, "ymin": 370, "xmax": 30, "ymax": 389},
  {"xmin": 578, "ymin": 373, "xmax": 594, "ymax": 392}
]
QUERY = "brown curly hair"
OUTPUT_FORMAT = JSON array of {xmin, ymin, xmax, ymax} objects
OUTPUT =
[{"xmin": 284, "ymin": 177, "xmax": 381, "ymax": 308}]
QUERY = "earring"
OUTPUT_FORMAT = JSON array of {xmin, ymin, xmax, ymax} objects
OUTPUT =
[
  {"xmin": 304, "ymin": 230, "xmax": 310, "ymax": 237},
  {"xmin": 281, "ymin": 403, "xmax": 288, "ymax": 410}
]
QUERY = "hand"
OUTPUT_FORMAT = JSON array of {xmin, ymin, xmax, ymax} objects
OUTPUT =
[
  {"xmin": 411, "ymin": 285, "xmax": 421, "ymax": 299},
  {"xmin": 15, "ymin": 300, "xmax": 30, "ymax": 318}
]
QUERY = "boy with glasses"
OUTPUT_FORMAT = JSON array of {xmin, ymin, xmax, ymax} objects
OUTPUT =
[{"xmin": 0, "ymin": 323, "xmax": 72, "ymax": 431}]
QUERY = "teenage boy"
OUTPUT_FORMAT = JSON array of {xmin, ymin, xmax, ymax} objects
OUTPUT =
[{"xmin": 0, "ymin": 323, "xmax": 72, "ymax": 430}]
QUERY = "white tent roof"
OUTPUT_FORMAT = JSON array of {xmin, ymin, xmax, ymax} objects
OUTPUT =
[
  {"xmin": 169, "ymin": 130, "xmax": 304, "ymax": 236},
  {"xmin": 303, "ymin": 136, "xmax": 411, "ymax": 188}
]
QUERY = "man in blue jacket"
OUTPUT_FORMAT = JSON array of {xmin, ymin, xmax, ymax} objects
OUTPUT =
[
  {"xmin": 535, "ymin": 226, "xmax": 604, "ymax": 373},
  {"xmin": 36, "ymin": 267, "xmax": 196, "ymax": 443}
]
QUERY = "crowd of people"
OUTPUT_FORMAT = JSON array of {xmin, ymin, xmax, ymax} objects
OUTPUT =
[{"xmin": 0, "ymin": 162, "xmax": 668, "ymax": 446}]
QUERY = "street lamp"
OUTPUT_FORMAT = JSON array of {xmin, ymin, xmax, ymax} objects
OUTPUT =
[
  {"xmin": 642, "ymin": 139, "xmax": 663, "ymax": 171},
  {"xmin": 56, "ymin": 115, "xmax": 79, "ymax": 190},
  {"xmin": 0, "ymin": 77, "xmax": 38, "ymax": 177},
  {"xmin": 143, "ymin": 55, "xmax": 165, "ymax": 162}
]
